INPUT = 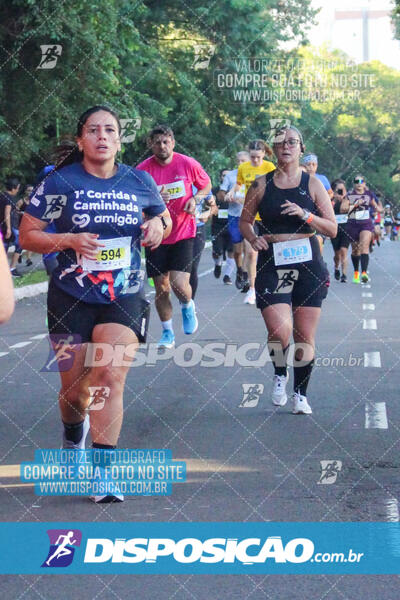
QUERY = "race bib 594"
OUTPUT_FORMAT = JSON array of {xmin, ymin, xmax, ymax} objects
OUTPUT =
[{"xmin": 81, "ymin": 237, "xmax": 131, "ymax": 272}]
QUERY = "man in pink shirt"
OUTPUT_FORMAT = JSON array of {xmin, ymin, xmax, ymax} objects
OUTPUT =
[{"xmin": 136, "ymin": 125, "xmax": 211, "ymax": 348}]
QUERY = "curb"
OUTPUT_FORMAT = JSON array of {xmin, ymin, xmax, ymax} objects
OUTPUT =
[{"xmin": 14, "ymin": 281, "xmax": 48, "ymax": 301}]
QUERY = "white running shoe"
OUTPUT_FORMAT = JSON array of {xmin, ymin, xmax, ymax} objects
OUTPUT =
[
  {"xmin": 292, "ymin": 392, "xmax": 312, "ymax": 415},
  {"xmin": 90, "ymin": 466, "xmax": 124, "ymax": 504},
  {"xmin": 272, "ymin": 373, "xmax": 289, "ymax": 406},
  {"xmin": 90, "ymin": 491, "xmax": 124, "ymax": 504},
  {"xmin": 244, "ymin": 288, "xmax": 256, "ymax": 305}
]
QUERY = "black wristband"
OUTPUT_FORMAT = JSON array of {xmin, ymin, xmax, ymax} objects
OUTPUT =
[{"xmin": 157, "ymin": 215, "xmax": 168, "ymax": 230}]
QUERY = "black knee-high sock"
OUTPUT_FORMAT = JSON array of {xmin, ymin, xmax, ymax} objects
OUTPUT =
[
  {"xmin": 92, "ymin": 443, "xmax": 116, "ymax": 449},
  {"xmin": 268, "ymin": 343, "xmax": 289, "ymax": 377},
  {"xmin": 351, "ymin": 254, "xmax": 360, "ymax": 272},
  {"xmin": 360, "ymin": 253, "xmax": 369, "ymax": 272},
  {"xmin": 63, "ymin": 419, "xmax": 84, "ymax": 443},
  {"xmin": 92, "ymin": 443, "xmax": 117, "ymax": 468},
  {"xmin": 294, "ymin": 359, "xmax": 314, "ymax": 396}
]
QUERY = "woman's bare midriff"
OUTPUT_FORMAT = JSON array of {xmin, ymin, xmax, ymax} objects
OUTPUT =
[{"xmin": 261, "ymin": 232, "xmax": 315, "ymax": 243}]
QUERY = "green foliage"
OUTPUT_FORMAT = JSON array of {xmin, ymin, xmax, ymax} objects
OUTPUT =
[
  {"xmin": 0, "ymin": 0, "xmax": 398, "ymax": 202},
  {"xmin": 295, "ymin": 47, "xmax": 400, "ymax": 201},
  {"xmin": 0, "ymin": 0, "xmax": 315, "ymax": 183}
]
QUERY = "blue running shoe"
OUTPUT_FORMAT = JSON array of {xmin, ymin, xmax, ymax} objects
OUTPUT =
[
  {"xmin": 157, "ymin": 329, "xmax": 175, "ymax": 349},
  {"xmin": 181, "ymin": 300, "xmax": 198, "ymax": 334}
]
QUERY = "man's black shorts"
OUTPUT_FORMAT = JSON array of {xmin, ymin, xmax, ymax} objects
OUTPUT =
[
  {"xmin": 145, "ymin": 237, "xmax": 194, "ymax": 277},
  {"xmin": 212, "ymin": 224, "xmax": 233, "ymax": 257},
  {"xmin": 255, "ymin": 235, "xmax": 330, "ymax": 310},
  {"xmin": 47, "ymin": 279, "xmax": 150, "ymax": 343}
]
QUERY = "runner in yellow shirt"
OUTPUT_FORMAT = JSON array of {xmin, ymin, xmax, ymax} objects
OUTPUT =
[{"xmin": 227, "ymin": 139, "xmax": 275, "ymax": 304}]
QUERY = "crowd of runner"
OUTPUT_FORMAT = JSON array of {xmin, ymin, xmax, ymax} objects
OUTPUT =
[{"xmin": 0, "ymin": 105, "xmax": 396, "ymax": 503}]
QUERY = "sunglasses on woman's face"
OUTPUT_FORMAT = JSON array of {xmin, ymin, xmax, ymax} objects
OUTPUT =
[
  {"xmin": 354, "ymin": 178, "xmax": 364, "ymax": 184},
  {"xmin": 274, "ymin": 138, "xmax": 300, "ymax": 147}
]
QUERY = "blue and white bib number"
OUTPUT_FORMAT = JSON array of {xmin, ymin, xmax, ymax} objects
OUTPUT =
[
  {"xmin": 273, "ymin": 238, "xmax": 312, "ymax": 266},
  {"xmin": 81, "ymin": 237, "xmax": 131, "ymax": 272},
  {"xmin": 336, "ymin": 214, "xmax": 348, "ymax": 224}
]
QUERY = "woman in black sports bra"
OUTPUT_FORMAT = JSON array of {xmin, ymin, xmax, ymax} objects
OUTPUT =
[{"xmin": 239, "ymin": 126, "xmax": 336, "ymax": 415}]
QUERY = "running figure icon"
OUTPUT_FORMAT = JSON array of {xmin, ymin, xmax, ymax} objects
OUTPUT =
[
  {"xmin": 42, "ymin": 194, "xmax": 67, "ymax": 219},
  {"xmin": 45, "ymin": 335, "xmax": 76, "ymax": 371},
  {"xmin": 45, "ymin": 531, "xmax": 77, "ymax": 566},
  {"xmin": 37, "ymin": 45, "xmax": 62, "ymax": 69},
  {"xmin": 318, "ymin": 460, "xmax": 342, "ymax": 484},
  {"xmin": 275, "ymin": 269, "xmax": 299, "ymax": 293}
]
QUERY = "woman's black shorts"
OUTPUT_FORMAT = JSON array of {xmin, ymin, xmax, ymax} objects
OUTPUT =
[
  {"xmin": 47, "ymin": 279, "xmax": 150, "ymax": 343},
  {"xmin": 255, "ymin": 235, "xmax": 330, "ymax": 310},
  {"xmin": 331, "ymin": 227, "xmax": 351, "ymax": 251}
]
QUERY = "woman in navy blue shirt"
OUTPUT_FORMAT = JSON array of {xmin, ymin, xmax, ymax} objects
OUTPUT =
[{"xmin": 20, "ymin": 106, "xmax": 171, "ymax": 503}]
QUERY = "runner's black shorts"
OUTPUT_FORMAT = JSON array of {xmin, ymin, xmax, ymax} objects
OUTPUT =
[
  {"xmin": 145, "ymin": 237, "xmax": 194, "ymax": 277},
  {"xmin": 255, "ymin": 235, "xmax": 330, "ymax": 310},
  {"xmin": 212, "ymin": 223, "xmax": 233, "ymax": 257},
  {"xmin": 331, "ymin": 227, "xmax": 351, "ymax": 251},
  {"xmin": 47, "ymin": 278, "xmax": 150, "ymax": 343}
]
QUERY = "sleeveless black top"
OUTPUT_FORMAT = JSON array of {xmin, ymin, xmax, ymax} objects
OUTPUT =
[{"xmin": 257, "ymin": 171, "xmax": 316, "ymax": 235}]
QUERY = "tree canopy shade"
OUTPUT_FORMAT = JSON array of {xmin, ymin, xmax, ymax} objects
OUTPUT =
[{"xmin": 0, "ymin": 0, "xmax": 399, "ymax": 201}]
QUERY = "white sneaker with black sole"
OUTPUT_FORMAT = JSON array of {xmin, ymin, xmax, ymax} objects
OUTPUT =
[
  {"xmin": 243, "ymin": 288, "xmax": 256, "ymax": 305},
  {"xmin": 272, "ymin": 373, "xmax": 289, "ymax": 406},
  {"xmin": 292, "ymin": 392, "xmax": 312, "ymax": 415},
  {"xmin": 90, "ymin": 466, "xmax": 124, "ymax": 504}
]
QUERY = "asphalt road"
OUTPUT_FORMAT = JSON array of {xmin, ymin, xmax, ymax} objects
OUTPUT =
[{"xmin": 1, "ymin": 239, "xmax": 400, "ymax": 597}]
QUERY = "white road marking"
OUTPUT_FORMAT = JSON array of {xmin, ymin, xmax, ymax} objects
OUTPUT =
[
  {"xmin": 364, "ymin": 351, "xmax": 381, "ymax": 367},
  {"xmin": 384, "ymin": 499, "xmax": 400, "ymax": 555},
  {"xmin": 199, "ymin": 268, "xmax": 214, "ymax": 278},
  {"xmin": 145, "ymin": 266, "xmax": 214, "ymax": 299},
  {"xmin": 365, "ymin": 402, "xmax": 388, "ymax": 429},
  {"xmin": 362, "ymin": 304, "xmax": 375, "ymax": 310},
  {"xmin": 385, "ymin": 498, "xmax": 399, "ymax": 522},
  {"xmin": 363, "ymin": 319, "xmax": 377, "ymax": 330},
  {"xmin": 0, "ymin": 334, "xmax": 46, "ymax": 356},
  {"xmin": 363, "ymin": 284, "xmax": 371, "ymax": 288},
  {"xmin": 362, "ymin": 292, "xmax": 373, "ymax": 298},
  {"xmin": 9, "ymin": 341, "xmax": 32, "ymax": 349}
]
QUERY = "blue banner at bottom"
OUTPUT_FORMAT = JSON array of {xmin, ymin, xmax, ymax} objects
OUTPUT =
[{"xmin": 1, "ymin": 522, "xmax": 400, "ymax": 574}]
